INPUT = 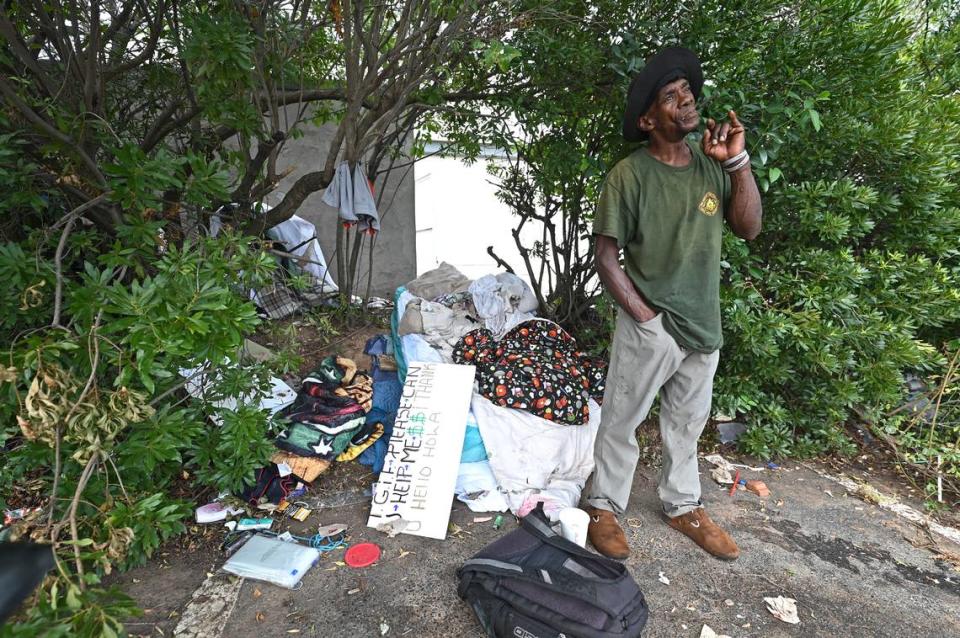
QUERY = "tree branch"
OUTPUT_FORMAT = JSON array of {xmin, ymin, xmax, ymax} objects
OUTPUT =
[
  {"xmin": 0, "ymin": 76, "xmax": 107, "ymax": 187},
  {"xmin": 103, "ymin": 0, "xmax": 166, "ymax": 79},
  {"xmin": 51, "ymin": 193, "xmax": 112, "ymax": 329},
  {"xmin": 486, "ymin": 246, "xmax": 515, "ymax": 274},
  {"xmin": 0, "ymin": 13, "xmax": 57, "ymax": 96},
  {"xmin": 240, "ymin": 170, "xmax": 333, "ymax": 235},
  {"xmin": 232, "ymin": 131, "xmax": 285, "ymax": 201}
]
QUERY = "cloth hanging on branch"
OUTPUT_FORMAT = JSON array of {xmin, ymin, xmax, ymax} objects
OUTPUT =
[{"xmin": 322, "ymin": 161, "xmax": 381, "ymax": 234}]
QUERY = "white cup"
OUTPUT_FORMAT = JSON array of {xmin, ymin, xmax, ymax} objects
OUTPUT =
[{"xmin": 558, "ymin": 507, "xmax": 590, "ymax": 547}]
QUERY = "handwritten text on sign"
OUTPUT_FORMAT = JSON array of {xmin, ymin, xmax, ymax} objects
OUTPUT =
[{"xmin": 366, "ymin": 361, "xmax": 474, "ymax": 539}]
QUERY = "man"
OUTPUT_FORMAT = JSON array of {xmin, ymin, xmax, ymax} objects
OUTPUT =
[{"xmin": 585, "ymin": 46, "xmax": 762, "ymax": 561}]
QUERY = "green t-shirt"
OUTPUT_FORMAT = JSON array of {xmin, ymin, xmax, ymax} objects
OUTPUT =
[{"xmin": 593, "ymin": 139, "xmax": 730, "ymax": 353}]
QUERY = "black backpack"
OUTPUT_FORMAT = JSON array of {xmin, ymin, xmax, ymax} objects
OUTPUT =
[{"xmin": 457, "ymin": 505, "xmax": 649, "ymax": 638}]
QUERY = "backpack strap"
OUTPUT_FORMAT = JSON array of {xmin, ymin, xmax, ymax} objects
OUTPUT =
[{"xmin": 461, "ymin": 558, "xmax": 524, "ymax": 575}]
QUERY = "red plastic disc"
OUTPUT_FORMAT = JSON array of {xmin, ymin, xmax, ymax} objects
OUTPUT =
[{"xmin": 344, "ymin": 542, "xmax": 381, "ymax": 568}]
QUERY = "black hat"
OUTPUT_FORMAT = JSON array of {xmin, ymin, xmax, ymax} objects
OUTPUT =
[{"xmin": 622, "ymin": 46, "xmax": 703, "ymax": 142}]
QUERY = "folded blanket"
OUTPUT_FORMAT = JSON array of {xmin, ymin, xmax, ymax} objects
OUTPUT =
[{"xmin": 275, "ymin": 419, "xmax": 365, "ymax": 458}]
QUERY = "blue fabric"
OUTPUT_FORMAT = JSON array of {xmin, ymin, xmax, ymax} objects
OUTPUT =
[
  {"xmin": 364, "ymin": 334, "xmax": 390, "ymax": 356},
  {"xmin": 364, "ymin": 333, "xmax": 395, "ymax": 382},
  {"xmin": 460, "ymin": 413, "xmax": 488, "ymax": 462},
  {"xmin": 357, "ymin": 373, "xmax": 403, "ymax": 473},
  {"xmin": 392, "ymin": 286, "xmax": 409, "ymax": 382}
]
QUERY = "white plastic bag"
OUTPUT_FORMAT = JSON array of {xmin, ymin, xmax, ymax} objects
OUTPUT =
[{"xmin": 222, "ymin": 534, "xmax": 319, "ymax": 589}]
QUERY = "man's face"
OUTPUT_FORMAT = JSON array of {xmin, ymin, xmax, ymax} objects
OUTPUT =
[{"xmin": 638, "ymin": 77, "xmax": 699, "ymax": 139}]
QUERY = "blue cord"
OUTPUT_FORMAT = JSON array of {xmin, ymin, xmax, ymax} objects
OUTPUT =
[
  {"xmin": 260, "ymin": 530, "xmax": 347, "ymax": 552},
  {"xmin": 301, "ymin": 534, "xmax": 347, "ymax": 552}
]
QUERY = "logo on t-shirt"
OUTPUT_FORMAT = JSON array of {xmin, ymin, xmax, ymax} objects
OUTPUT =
[{"xmin": 698, "ymin": 192, "xmax": 719, "ymax": 216}]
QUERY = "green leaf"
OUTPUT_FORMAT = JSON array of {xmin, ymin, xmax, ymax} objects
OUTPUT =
[
  {"xmin": 65, "ymin": 585, "xmax": 81, "ymax": 610},
  {"xmin": 809, "ymin": 109, "xmax": 822, "ymax": 132}
]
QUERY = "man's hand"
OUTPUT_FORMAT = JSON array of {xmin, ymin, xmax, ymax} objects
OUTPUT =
[
  {"xmin": 594, "ymin": 235, "xmax": 659, "ymax": 324},
  {"xmin": 702, "ymin": 110, "xmax": 746, "ymax": 163},
  {"xmin": 629, "ymin": 298, "xmax": 657, "ymax": 324}
]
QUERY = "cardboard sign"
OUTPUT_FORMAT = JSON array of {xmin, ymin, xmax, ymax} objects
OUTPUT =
[{"xmin": 367, "ymin": 362, "xmax": 475, "ymax": 539}]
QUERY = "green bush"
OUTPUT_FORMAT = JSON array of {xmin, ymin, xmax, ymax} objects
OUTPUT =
[
  {"xmin": 446, "ymin": 0, "xmax": 960, "ymax": 491},
  {"xmin": 705, "ymin": 1, "xmax": 960, "ymax": 459},
  {"xmin": 0, "ymin": 223, "xmax": 279, "ymax": 631}
]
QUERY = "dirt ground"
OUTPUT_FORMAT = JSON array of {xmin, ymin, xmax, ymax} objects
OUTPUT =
[
  {"xmin": 108, "ymin": 311, "xmax": 960, "ymax": 637},
  {"xmin": 112, "ymin": 454, "xmax": 960, "ymax": 638}
]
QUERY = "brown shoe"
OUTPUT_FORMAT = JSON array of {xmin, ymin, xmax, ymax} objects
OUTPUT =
[
  {"xmin": 586, "ymin": 507, "xmax": 630, "ymax": 559},
  {"xmin": 667, "ymin": 508, "xmax": 740, "ymax": 561}
]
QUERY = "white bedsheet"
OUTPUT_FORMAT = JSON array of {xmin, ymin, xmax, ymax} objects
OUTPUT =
[{"xmin": 470, "ymin": 393, "xmax": 601, "ymax": 521}]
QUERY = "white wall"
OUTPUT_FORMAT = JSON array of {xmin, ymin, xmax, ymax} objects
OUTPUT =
[
  {"xmin": 414, "ymin": 148, "xmax": 539, "ymax": 284},
  {"xmin": 256, "ymin": 106, "xmax": 417, "ymax": 297}
]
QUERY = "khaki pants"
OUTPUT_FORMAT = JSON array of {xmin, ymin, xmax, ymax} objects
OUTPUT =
[{"xmin": 586, "ymin": 311, "xmax": 719, "ymax": 517}]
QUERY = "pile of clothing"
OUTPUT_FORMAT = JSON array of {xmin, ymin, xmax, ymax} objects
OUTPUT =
[
  {"xmin": 391, "ymin": 263, "xmax": 610, "ymax": 520},
  {"xmin": 396, "ymin": 264, "xmax": 540, "ymax": 366},
  {"xmin": 275, "ymin": 356, "xmax": 383, "ymax": 465},
  {"xmin": 239, "ymin": 355, "xmax": 386, "ymax": 507}
]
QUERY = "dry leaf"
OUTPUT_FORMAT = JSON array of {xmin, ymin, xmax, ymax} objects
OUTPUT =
[
  {"xmin": 0, "ymin": 366, "xmax": 16, "ymax": 383},
  {"xmin": 255, "ymin": 612, "xmax": 265, "ymax": 623},
  {"xmin": 710, "ymin": 466, "xmax": 734, "ymax": 485},
  {"xmin": 852, "ymin": 482, "xmax": 891, "ymax": 505},
  {"xmin": 700, "ymin": 625, "xmax": 731, "ymax": 638},
  {"xmin": 398, "ymin": 550, "xmax": 412, "ymax": 558},
  {"xmin": 253, "ymin": 588, "xmax": 262, "ymax": 598},
  {"xmin": 704, "ymin": 454, "xmax": 735, "ymax": 471},
  {"xmin": 377, "ymin": 519, "xmax": 409, "ymax": 538},
  {"xmin": 764, "ymin": 596, "xmax": 800, "ymax": 624}
]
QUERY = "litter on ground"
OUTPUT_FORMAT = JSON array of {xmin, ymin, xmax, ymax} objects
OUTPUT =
[
  {"xmin": 700, "ymin": 625, "xmax": 732, "ymax": 638},
  {"xmin": 764, "ymin": 595, "xmax": 800, "ymax": 624}
]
